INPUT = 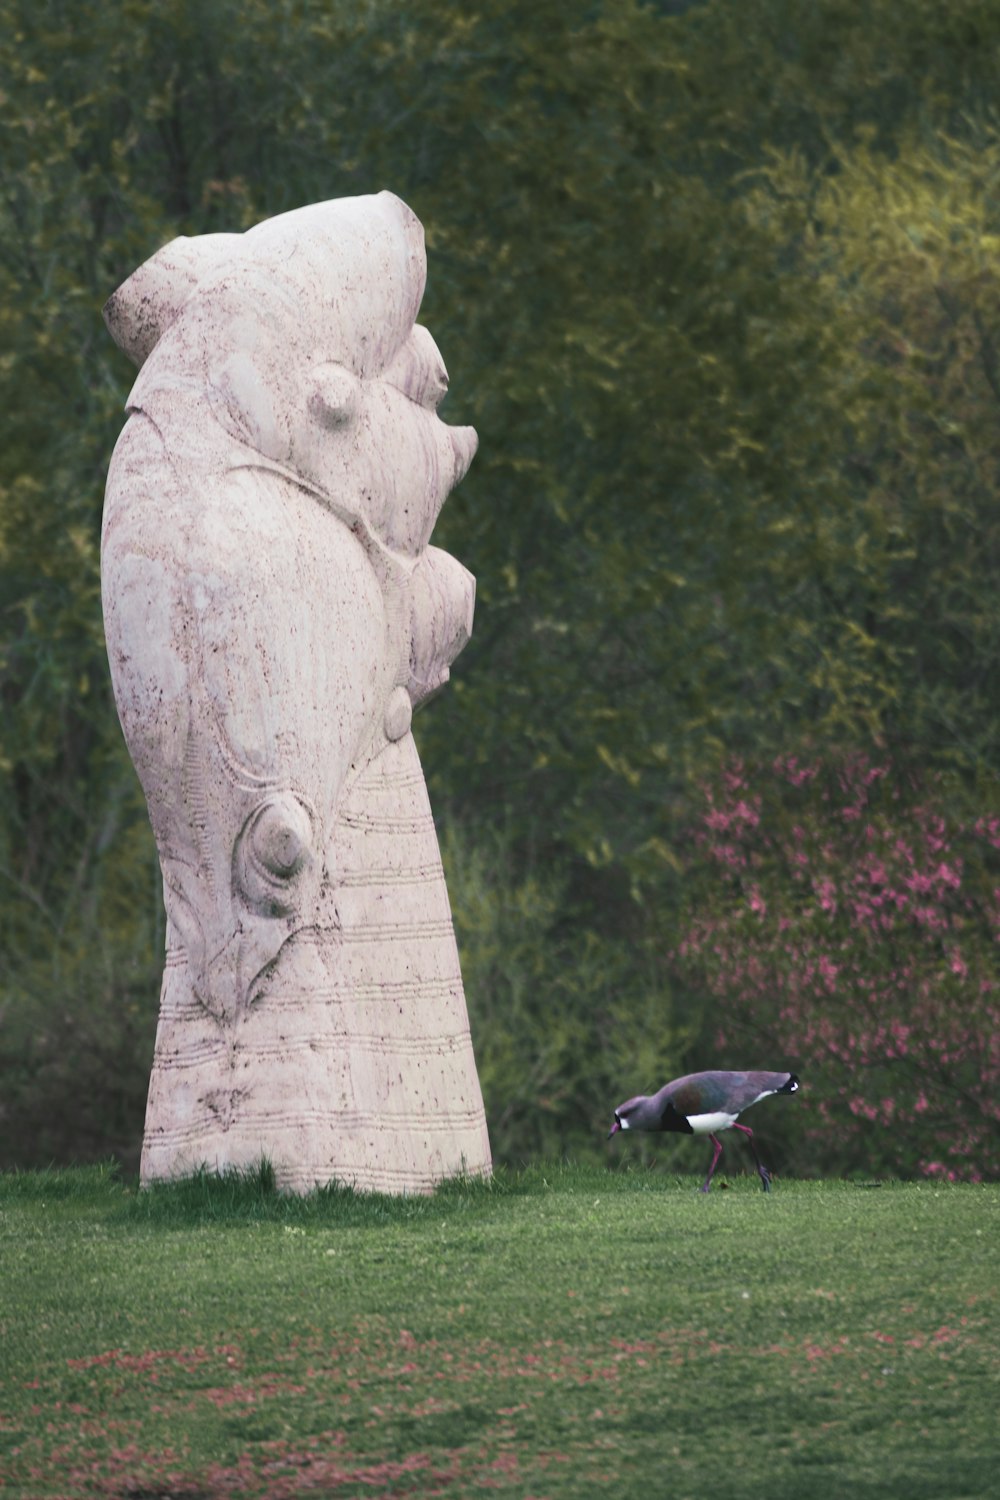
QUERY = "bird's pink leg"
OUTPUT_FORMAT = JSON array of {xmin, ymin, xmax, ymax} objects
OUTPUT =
[
  {"xmin": 733, "ymin": 1121, "xmax": 772, "ymax": 1192},
  {"xmin": 700, "ymin": 1133, "xmax": 724, "ymax": 1193}
]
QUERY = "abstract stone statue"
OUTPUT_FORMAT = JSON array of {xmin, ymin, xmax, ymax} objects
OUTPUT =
[{"xmin": 101, "ymin": 191, "xmax": 492, "ymax": 1193}]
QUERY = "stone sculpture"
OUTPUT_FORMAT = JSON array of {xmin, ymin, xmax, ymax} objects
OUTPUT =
[{"xmin": 101, "ymin": 191, "xmax": 492, "ymax": 1193}]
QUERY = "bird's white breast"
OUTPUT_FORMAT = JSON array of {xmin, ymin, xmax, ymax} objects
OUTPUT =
[{"xmin": 686, "ymin": 1111, "xmax": 739, "ymax": 1134}]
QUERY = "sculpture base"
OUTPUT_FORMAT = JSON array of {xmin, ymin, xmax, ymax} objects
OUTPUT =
[{"xmin": 139, "ymin": 736, "xmax": 491, "ymax": 1194}]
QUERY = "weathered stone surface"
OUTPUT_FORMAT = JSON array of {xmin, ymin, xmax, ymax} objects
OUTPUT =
[{"xmin": 101, "ymin": 191, "xmax": 491, "ymax": 1192}]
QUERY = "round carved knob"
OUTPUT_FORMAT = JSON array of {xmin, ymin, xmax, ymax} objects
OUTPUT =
[
  {"xmin": 384, "ymin": 685, "xmax": 412, "ymax": 742},
  {"xmin": 236, "ymin": 793, "xmax": 315, "ymax": 915},
  {"xmin": 252, "ymin": 801, "xmax": 311, "ymax": 877}
]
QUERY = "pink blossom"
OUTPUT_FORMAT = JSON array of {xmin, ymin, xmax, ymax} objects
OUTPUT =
[
  {"xmin": 815, "ymin": 877, "xmax": 837, "ymax": 914},
  {"xmin": 723, "ymin": 763, "xmax": 747, "ymax": 793},
  {"xmin": 818, "ymin": 955, "xmax": 839, "ymax": 991},
  {"xmin": 974, "ymin": 816, "xmax": 1000, "ymax": 850},
  {"xmin": 922, "ymin": 817, "xmax": 948, "ymax": 854},
  {"xmin": 890, "ymin": 1020, "xmax": 910, "ymax": 1054},
  {"xmin": 710, "ymin": 843, "xmax": 745, "ymax": 869},
  {"xmin": 779, "ymin": 757, "xmax": 818, "ymax": 787},
  {"xmin": 921, "ymin": 1162, "xmax": 959, "ymax": 1182}
]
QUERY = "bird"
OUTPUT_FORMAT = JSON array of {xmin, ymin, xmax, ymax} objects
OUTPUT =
[{"xmin": 607, "ymin": 1070, "xmax": 800, "ymax": 1192}]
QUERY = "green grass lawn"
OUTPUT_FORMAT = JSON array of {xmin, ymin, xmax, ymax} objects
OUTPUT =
[{"xmin": 1, "ymin": 1163, "xmax": 997, "ymax": 1498}]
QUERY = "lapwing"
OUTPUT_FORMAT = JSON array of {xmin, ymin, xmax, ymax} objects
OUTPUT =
[{"xmin": 608, "ymin": 1070, "xmax": 800, "ymax": 1192}]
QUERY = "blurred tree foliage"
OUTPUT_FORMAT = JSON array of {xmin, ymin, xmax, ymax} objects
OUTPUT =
[{"xmin": 1, "ymin": 0, "xmax": 998, "ymax": 1173}]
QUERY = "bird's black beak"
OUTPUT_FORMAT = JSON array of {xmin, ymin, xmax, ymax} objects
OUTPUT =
[{"xmin": 607, "ymin": 1119, "xmax": 621, "ymax": 1139}]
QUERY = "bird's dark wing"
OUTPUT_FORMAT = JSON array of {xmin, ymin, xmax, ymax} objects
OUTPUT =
[
  {"xmin": 657, "ymin": 1100, "xmax": 695, "ymax": 1135},
  {"xmin": 671, "ymin": 1082, "xmax": 713, "ymax": 1117}
]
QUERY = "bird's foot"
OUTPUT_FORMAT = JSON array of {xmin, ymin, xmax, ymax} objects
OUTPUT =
[
  {"xmin": 698, "ymin": 1182, "xmax": 712, "ymax": 1194},
  {"xmin": 758, "ymin": 1168, "xmax": 772, "ymax": 1193}
]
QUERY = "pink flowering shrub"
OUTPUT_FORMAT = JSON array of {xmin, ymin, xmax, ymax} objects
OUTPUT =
[{"xmin": 672, "ymin": 755, "xmax": 1000, "ymax": 1180}]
